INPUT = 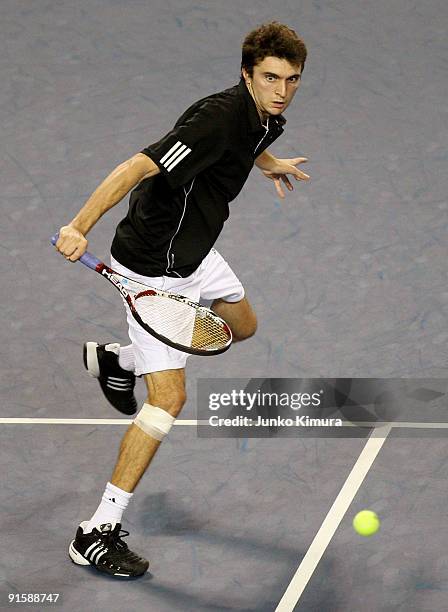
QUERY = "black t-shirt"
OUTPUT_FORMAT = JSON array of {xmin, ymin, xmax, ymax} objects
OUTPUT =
[{"xmin": 111, "ymin": 77, "xmax": 286, "ymax": 277}]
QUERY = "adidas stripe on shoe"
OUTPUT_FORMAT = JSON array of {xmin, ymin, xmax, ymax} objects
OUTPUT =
[{"xmin": 83, "ymin": 342, "xmax": 137, "ymax": 415}]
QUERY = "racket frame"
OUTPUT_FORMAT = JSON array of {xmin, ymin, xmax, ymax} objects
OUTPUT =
[
  {"xmin": 98, "ymin": 263, "xmax": 232, "ymax": 356},
  {"xmin": 51, "ymin": 234, "xmax": 232, "ymax": 356}
]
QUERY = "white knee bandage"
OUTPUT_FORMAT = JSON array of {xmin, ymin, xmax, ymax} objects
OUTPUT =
[{"xmin": 133, "ymin": 403, "xmax": 175, "ymax": 441}]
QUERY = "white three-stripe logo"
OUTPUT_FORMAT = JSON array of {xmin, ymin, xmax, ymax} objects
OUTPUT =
[
  {"xmin": 160, "ymin": 141, "xmax": 192, "ymax": 172},
  {"xmin": 85, "ymin": 540, "xmax": 102, "ymax": 558},
  {"xmin": 85, "ymin": 541, "xmax": 109, "ymax": 563}
]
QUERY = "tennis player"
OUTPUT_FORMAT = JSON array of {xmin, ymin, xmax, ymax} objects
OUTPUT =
[{"xmin": 55, "ymin": 21, "xmax": 309, "ymax": 578}]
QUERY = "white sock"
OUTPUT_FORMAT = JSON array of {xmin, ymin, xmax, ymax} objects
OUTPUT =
[
  {"xmin": 84, "ymin": 482, "xmax": 133, "ymax": 533},
  {"xmin": 118, "ymin": 344, "xmax": 136, "ymax": 372}
]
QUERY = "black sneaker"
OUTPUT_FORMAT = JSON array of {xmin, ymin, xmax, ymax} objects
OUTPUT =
[
  {"xmin": 83, "ymin": 342, "xmax": 137, "ymax": 415},
  {"xmin": 69, "ymin": 522, "xmax": 149, "ymax": 578}
]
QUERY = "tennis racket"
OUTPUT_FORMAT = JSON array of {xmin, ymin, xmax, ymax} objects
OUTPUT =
[{"xmin": 51, "ymin": 234, "xmax": 232, "ymax": 356}]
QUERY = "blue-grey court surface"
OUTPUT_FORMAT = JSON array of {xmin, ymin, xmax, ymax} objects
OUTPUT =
[{"xmin": 1, "ymin": 0, "xmax": 448, "ymax": 610}]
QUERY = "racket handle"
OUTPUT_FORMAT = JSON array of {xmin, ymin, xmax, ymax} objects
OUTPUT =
[
  {"xmin": 50, "ymin": 232, "xmax": 102, "ymax": 271},
  {"xmin": 79, "ymin": 251, "xmax": 102, "ymax": 270}
]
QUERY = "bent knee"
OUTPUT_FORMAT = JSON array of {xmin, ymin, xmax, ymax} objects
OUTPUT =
[{"xmin": 148, "ymin": 389, "xmax": 186, "ymax": 415}]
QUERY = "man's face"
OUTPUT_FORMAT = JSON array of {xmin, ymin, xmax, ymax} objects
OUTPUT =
[{"xmin": 242, "ymin": 56, "xmax": 302, "ymax": 120}]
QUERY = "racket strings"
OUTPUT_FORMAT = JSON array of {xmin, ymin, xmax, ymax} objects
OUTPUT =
[
  {"xmin": 192, "ymin": 314, "xmax": 230, "ymax": 349},
  {"xmin": 134, "ymin": 293, "xmax": 230, "ymax": 351}
]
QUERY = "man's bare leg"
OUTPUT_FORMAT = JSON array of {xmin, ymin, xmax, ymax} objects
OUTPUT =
[
  {"xmin": 70, "ymin": 370, "xmax": 185, "ymax": 574},
  {"xmin": 211, "ymin": 296, "xmax": 257, "ymax": 341},
  {"xmin": 111, "ymin": 368, "xmax": 186, "ymax": 493}
]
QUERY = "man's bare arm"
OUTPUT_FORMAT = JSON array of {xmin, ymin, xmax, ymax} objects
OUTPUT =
[
  {"xmin": 70, "ymin": 153, "xmax": 159, "ymax": 235},
  {"xmin": 56, "ymin": 153, "xmax": 160, "ymax": 260}
]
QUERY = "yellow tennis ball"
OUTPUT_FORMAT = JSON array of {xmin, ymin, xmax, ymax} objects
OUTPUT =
[{"xmin": 353, "ymin": 510, "xmax": 380, "ymax": 537}]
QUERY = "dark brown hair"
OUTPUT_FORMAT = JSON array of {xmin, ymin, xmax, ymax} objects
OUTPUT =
[{"xmin": 241, "ymin": 21, "xmax": 307, "ymax": 77}]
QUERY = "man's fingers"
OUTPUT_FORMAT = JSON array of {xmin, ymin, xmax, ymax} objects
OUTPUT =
[
  {"xmin": 64, "ymin": 250, "xmax": 77, "ymax": 261},
  {"xmin": 56, "ymin": 240, "xmax": 85, "ymax": 260},
  {"xmin": 274, "ymin": 178, "xmax": 285, "ymax": 199},
  {"xmin": 283, "ymin": 160, "xmax": 310, "ymax": 181},
  {"xmin": 68, "ymin": 246, "xmax": 86, "ymax": 262},
  {"xmin": 281, "ymin": 175, "xmax": 294, "ymax": 191},
  {"xmin": 57, "ymin": 242, "xmax": 76, "ymax": 256},
  {"xmin": 294, "ymin": 169, "xmax": 310, "ymax": 181}
]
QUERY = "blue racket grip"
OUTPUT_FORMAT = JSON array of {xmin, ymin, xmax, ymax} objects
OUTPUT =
[{"xmin": 50, "ymin": 232, "xmax": 102, "ymax": 271}]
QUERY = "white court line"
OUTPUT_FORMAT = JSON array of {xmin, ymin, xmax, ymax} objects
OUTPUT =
[
  {"xmin": 0, "ymin": 419, "xmax": 447, "ymax": 428},
  {"xmin": 0, "ymin": 418, "xmax": 206, "ymax": 425},
  {"xmin": 275, "ymin": 425, "xmax": 393, "ymax": 612},
  {"xmin": 337, "ymin": 421, "xmax": 448, "ymax": 428}
]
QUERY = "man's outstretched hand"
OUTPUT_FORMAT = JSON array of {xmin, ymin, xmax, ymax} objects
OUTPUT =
[{"xmin": 261, "ymin": 157, "xmax": 310, "ymax": 199}]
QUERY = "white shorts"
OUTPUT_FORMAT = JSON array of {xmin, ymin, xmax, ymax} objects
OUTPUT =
[{"xmin": 111, "ymin": 248, "xmax": 245, "ymax": 375}]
